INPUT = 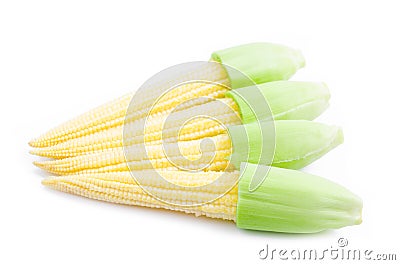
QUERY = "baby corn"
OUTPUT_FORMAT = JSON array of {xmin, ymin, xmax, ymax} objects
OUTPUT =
[
  {"xmin": 33, "ymin": 120, "xmax": 343, "ymax": 175},
  {"xmin": 31, "ymin": 42, "xmax": 362, "ymax": 233},
  {"xmin": 42, "ymin": 164, "xmax": 362, "ymax": 233}
]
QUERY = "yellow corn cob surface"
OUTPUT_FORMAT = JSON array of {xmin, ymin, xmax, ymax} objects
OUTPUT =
[
  {"xmin": 34, "ymin": 134, "xmax": 233, "ymax": 175},
  {"xmin": 31, "ymin": 97, "xmax": 239, "ymax": 159},
  {"xmin": 29, "ymin": 62, "xmax": 229, "ymax": 148},
  {"xmin": 42, "ymin": 171, "xmax": 239, "ymax": 221}
]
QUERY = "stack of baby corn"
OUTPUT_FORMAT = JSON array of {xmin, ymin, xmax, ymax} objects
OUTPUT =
[{"xmin": 30, "ymin": 43, "xmax": 362, "ymax": 233}]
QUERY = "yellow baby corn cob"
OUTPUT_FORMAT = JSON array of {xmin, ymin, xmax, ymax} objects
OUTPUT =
[
  {"xmin": 42, "ymin": 171, "xmax": 239, "ymax": 220},
  {"xmin": 33, "ymin": 120, "xmax": 343, "ymax": 175},
  {"xmin": 29, "ymin": 63, "xmax": 229, "ymax": 148},
  {"xmin": 42, "ymin": 164, "xmax": 362, "ymax": 233},
  {"xmin": 30, "ymin": 115, "xmax": 234, "ymax": 159},
  {"xmin": 30, "ymin": 97, "xmax": 239, "ymax": 159},
  {"xmin": 34, "ymin": 134, "xmax": 232, "ymax": 175}
]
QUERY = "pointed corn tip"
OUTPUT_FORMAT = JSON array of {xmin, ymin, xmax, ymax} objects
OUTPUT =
[
  {"xmin": 28, "ymin": 139, "xmax": 38, "ymax": 147},
  {"xmin": 29, "ymin": 138, "xmax": 50, "ymax": 148},
  {"xmin": 29, "ymin": 148, "xmax": 54, "ymax": 158},
  {"xmin": 33, "ymin": 161, "xmax": 48, "ymax": 170},
  {"xmin": 29, "ymin": 149, "xmax": 42, "ymax": 156},
  {"xmin": 41, "ymin": 177, "xmax": 56, "ymax": 186},
  {"xmin": 29, "ymin": 136, "xmax": 55, "ymax": 148}
]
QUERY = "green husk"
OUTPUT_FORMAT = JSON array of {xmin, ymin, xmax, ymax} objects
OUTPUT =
[
  {"xmin": 236, "ymin": 163, "xmax": 363, "ymax": 233},
  {"xmin": 228, "ymin": 120, "xmax": 344, "ymax": 169},
  {"xmin": 226, "ymin": 81, "xmax": 330, "ymax": 124},
  {"xmin": 211, "ymin": 43, "xmax": 305, "ymax": 89}
]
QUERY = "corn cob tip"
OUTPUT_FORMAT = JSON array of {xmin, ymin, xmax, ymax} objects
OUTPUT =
[
  {"xmin": 29, "ymin": 135, "xmax": 54, "ymax": 147},
  {"xmin": 42, "ymin": 177, "xmax": 54, "ymax": 186},
  {"xmin": 29, "ymin": 147, "xmax": 64, "ymax": 159},
  {"xmin": 29, "ymin": 149, "xmax": 41, "ymax": 156},
  {"xmin": 33, "ymin": 161, "xmax": 49, "ymax": 171},
  {"xmin": 28, "ymin": 139, "xmax": 37, "ymax": 147},
  {"xmin": 33, "ymin": 161, "xmax": 65, "ymax": 175},
  {"xmin": 42, "ymin": 177, "xmax": 56, "ymax": 186},
  {"xmin": 29, "ymin": 138, "xmax": 51, "ymax": 148}
]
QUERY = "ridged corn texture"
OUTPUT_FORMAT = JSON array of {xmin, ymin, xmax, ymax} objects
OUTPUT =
[
  {"xmin": 33, "ymin": 62, "xmax": 241, "ymax": 222},
  {"xmin": 30, "ymin": 71, "xmax": 339, "ymax": 177},
  {"xmin": 31, "ymin": 64, "xmax": 335, "ymax": 210},
  {"xmin": 33, "ymin": 120, "xmax": 343, "ymax": 176},
  {"xmin": 42, "ymin": 171, "xmax": 239, "ymax": 221},
  {"xmin": 29, "ymin": 62, "xmax": 229, "ymax": 148},
  {"xmin": 34, "ymin": 134, "xmax": 233, "ymax": 175},
  {"xmin": 30, "ymin": 97, "xmax": 239, "ymax": 159}
]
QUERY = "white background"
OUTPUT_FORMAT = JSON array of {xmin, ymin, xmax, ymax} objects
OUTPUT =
[{"xmin": 1, "ymin": 0, "xmax": 399, "ymax": 264}]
